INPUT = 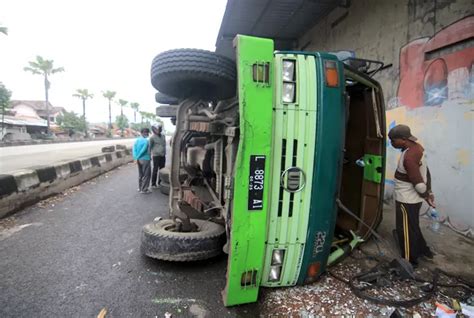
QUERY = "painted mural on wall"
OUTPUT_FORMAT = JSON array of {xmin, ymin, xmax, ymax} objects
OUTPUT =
[{"xmin": 385, "ymin": 16, "xmax": 473, "ymax": 235}]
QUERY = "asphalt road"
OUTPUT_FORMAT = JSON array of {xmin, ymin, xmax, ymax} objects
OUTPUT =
[
  {"xmin": 0, "ymin": 163, "xmax": 260, "ymax": 317},
  {"xmin": 0, "ymin": 139, "xmax": 135, "ymax": 174}
]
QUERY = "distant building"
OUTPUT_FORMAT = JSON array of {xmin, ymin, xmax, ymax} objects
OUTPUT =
[
  {"xmin": 1, "ymin": 100, "xmax": 66, "ymax": 141},
  {"xmin": 88, "ymin": 123, "xmax": 108, "ymax": 138},
  {"xmin": 11, "ymin": 100, "xmax": 65, "ymax": 124}
]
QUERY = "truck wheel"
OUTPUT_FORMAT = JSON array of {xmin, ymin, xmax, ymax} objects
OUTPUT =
[
  {"xmin": 159, "ymin": 168, "xmax": 171, "ymax": 184},
  {"xmin": 159, "ymin": 182, "xmax": 170, "ymax": 195},
  {"xmin": 156, "ymin": 105, "xmax": 178, "ymax": 118},
  {"xmin": 159, "ymin": 167, "xmax": 187, "ymax": 184},
  {"xmin": 151, "ymin": 49, "xmax": 236, "ymax": 100},
  {"xmin": 141, "ymin": 219, "xmax": 226, "ymax": 261},
  {"xmin": 155, "ymin": 91, "xmax": 179, "ymax": 105}
]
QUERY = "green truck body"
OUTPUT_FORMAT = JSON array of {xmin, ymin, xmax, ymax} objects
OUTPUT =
[{"xmin": 146, "ymin": 34, "xmax": 385, "ymax": 308}]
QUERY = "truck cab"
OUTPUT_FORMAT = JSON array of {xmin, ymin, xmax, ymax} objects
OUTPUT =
[{"xmin": 142, "ymin": 35, "xmax": 385, "ymax": 306}]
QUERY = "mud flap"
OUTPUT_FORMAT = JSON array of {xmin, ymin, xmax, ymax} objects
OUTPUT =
[{"xmin": 222, "ymin": 35, "xmax": 274, "ymax": 306}]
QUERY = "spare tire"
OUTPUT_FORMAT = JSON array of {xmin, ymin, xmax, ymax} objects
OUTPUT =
[
  {"xmin": 159, "ymin": 167, "xmax": 187, "ymax": 184},
  {"xmin": 141, "ymin": 219, "xmax": 226, "ymax": 261},
  {"xmin": 151, "ymin": 49, "xmax": 236, "ymax": 100},
  {"xmin": 159, "ymin": 182, "xmax": 170, "ymax": 195},
  {"xmin": 156, "ymin": 105, "xmax": 178, "ymax": 118},
  {"xmin": 155, "ymin": 91, "xmax": 179, "ymax": 105}
]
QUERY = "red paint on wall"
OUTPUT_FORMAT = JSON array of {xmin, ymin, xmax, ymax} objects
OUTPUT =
[{"xmin": 398, "ymin": 16, "xmax": 474, "ymax": 108}]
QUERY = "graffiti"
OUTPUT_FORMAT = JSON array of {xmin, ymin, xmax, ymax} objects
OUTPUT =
[
  {"xmin": 398, "ymin": 16, "xmax": 474, "ymax": 108},
  {"xmin": 386, "ymin": 16, "xmax": 474, "ymax": 233},
  {"xmin": 387, "ymin": 97, "xmax": 402, "ymax": 110}
]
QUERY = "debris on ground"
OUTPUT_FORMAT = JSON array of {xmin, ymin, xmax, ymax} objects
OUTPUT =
[
  {"xmin": 461, "ymin": 302, "xmax": 474, "ymax": 317},
  {"xmin": 0, "ymin": 216, "xmax": 16, "ymax": 230},
  {"xmin": 35, "ymin": 186, "xmax": 81, "ymax": 209},
  {"xmin": 97, "ymin": 308, "xmax": 107, "ymax": 318},
  {"xmin": 33, "ymin": 171, "xmax": 113, "ymax": 210},
  {"xmin": 260, "ymin": 249, "xmax": 474, "ymax": 316},
  {"xmin": 0, "ymin": 223, "xmax": 42, "ymax": 241},
  {"xmin": 435, "ymin": 302, "xmax": 456, "ymax": 318}
]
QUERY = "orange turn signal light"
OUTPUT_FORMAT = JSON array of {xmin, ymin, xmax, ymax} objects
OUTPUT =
[
  {"xmin": 325, "ymin": 60, "xmax": 339, "ymax": 87},
  {"xmin": 307, "ymin": 261, "xmax": 321, "ymax": 278}
]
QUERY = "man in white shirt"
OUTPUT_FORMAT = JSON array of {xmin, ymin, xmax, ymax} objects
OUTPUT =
[{"xmin": 389, "ymin": 124, "xmax": 435, "ymax": 265}]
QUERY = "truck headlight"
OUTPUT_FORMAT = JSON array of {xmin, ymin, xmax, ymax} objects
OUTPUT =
[
  {"xmin": 282, "ymin": 60, "xmax": 295, "ymax": 81},
  {"xmin": 268, "ymin": 265, "xmax": 282, "ymax": 282},
  {"xmin": 282, "ymin": 83, "xmax": 296, "ymax": 103},
  {"xmin": 271, "ymin": 249, "xmax": 285, "ymax": 265}
]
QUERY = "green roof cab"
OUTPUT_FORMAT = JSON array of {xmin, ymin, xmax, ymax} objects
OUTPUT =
[{"xmin": 143, "ymin": 34, "xmax": 385, "ymax": 307}]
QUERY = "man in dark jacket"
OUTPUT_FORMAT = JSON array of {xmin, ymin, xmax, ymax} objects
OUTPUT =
[{"xmin": 149, "ymin": 124, "xmax": 166, "ymax": 188}]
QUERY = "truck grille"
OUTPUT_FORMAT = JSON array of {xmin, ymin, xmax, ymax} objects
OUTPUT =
[{"xmin": 261, "ymin": 53, "xmax": 318, "ymax": 286}]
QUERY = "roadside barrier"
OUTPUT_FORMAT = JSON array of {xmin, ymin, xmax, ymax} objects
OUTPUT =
[{"xmin": 0, "ymin": 148, "xmax": 132, "ymax": 218}]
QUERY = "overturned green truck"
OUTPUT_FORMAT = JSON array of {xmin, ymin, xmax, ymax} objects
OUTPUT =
[{"xmin": 142, "ymin": 35, "xmax": 386, "ymax": 306}]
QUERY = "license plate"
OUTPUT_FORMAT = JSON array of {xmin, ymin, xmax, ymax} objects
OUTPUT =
[{"xmin": 248, "ymin": 155, "xmax": 266, "ymax": 210}]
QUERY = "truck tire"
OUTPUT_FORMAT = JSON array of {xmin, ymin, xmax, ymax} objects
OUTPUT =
[
  {"xmin": 159, "ymin": 182, "xmax": 170, "ymax": 195},
  {"xmin": 151, "ymin": 49, "xmax": 236, "ymax": 100},
  {"xmin": 156, "ymin": 105, "xmax": 178, "ymax": 118},
  {"xmin": 141, "ymin": 219, "xmax": 226, "ymax": 261},
  {"xmin": 159, "ymin": 167, "xmax": 187, "ymax": 184},
  {"xmin": 159, "ymin": 168, "xmax": 171, "ymax": 184},
  {"xmin": 155, "ymin": 91, "xmax": 179, "ymax": 105}
]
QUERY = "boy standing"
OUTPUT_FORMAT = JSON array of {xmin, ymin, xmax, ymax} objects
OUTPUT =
[{"xmin": 133, "ymin": 128, "xmax": 151, "ymax": 194}]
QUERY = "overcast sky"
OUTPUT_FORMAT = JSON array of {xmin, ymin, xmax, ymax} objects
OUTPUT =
[{"xmin": 0, "ymin": 0, "xmax": 227, "ymax": 132}]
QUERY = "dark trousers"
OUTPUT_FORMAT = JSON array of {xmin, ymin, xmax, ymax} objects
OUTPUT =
[
  {"xmin": 395, "ymin": 201, "xmax": 430, "ymax": 263},
  {"xmin": 137, "ymin": 160, "xmax": 151, "ymax": 192},
  {"xmin": 151, "ymin": 156, "xmax": 166, "ymax": 186}
]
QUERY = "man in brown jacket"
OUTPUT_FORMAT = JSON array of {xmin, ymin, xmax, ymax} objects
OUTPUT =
[{"xmin": 389, "ymin": 124, "xmax": 435, "ymax": 265}]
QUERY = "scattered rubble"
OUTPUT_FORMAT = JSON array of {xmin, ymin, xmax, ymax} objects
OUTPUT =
[
  {"xmin": 35, "ymin": 186, "xmax": 81, "ymax": 209},
  {"xmin": 0, "ymin": 216, "xmax": 16, "ymax": 231},
  {"xmin": 260, "ymin": 250, "xmax": 473, "ymax": 316},
  {"xmin": 33, "ymin": 171, "xmax": 113, "ymax": 210}
]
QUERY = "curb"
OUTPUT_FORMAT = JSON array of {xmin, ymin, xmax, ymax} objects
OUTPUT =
[{"xmin": 0, "ymin": 149, "xmax": 133, "ymax": 218}]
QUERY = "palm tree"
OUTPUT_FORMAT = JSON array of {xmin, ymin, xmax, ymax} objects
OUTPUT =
[
  {"xmin": 72, "ymin": 89, "xmax": 94, "ymax": 138},
  {"xmin": 102, "ymin": 90, "xmax": 116, "ymax": 130},
  {"xmin": 117, "ymin": 99, "xmax": 127, "ymax": 116},
  {"xmin": 130, "ymin": 102, "xmax": 140, "ymax": 123},
  {"xmin": 24, "ymin": 56, "xmax": 64, "ymax": 133},
  {"xmin": 141, "ymin": 111, "xmax": 157, "ymax": 123},
  {"xmin": 117, "ymin": 99, "xmax": 128, "ymax": 137}
]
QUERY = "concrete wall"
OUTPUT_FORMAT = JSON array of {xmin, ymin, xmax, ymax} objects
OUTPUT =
[{"xmin": 299, "ymin": 0, "xmax": 473, "ymax": 229}]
